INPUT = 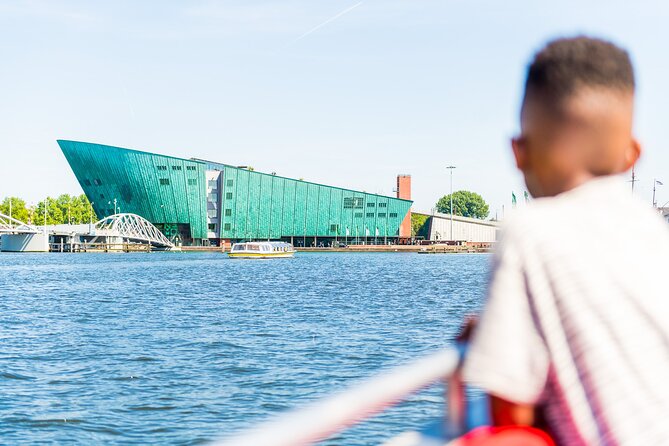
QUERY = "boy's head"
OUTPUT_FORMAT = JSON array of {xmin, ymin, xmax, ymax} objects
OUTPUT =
[{"xmin": 512, "ymin": 36, "xmax": 640, "ymax": 197}]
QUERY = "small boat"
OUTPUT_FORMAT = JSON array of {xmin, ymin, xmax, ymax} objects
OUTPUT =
[{"xmin": 228, "ymin": 241, "xmax": 296, "ymax": 259}]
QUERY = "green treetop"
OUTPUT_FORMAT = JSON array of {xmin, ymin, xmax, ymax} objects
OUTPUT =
[
  {"xmin": 436, "ymin": 190, "xmax": 490, "ymax": 219},
  {"xmin": 1, "ymin": 194, "xmax": 95, "ymax": 225},
  {"xmin": 0, "ymin": 197, "xmax": 30, "ymax": 223}
]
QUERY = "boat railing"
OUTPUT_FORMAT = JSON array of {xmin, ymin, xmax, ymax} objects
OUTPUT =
[{"xmin": 212, "ymin": 347, "xmax": 462, "ymax": 446}]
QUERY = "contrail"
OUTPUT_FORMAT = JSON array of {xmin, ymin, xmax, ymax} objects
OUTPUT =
[{"xmin": 292, "ymin": 2, "xmax": 363, "ymax": 44}]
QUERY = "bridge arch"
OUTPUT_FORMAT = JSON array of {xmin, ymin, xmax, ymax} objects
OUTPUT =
[
  {"xmin": 0, "ymin": 213, "xmax": 39, "ymax": 234},
  {"xmin": 94, "ymin": 213, "xmax": 174, "ymax": 249}
]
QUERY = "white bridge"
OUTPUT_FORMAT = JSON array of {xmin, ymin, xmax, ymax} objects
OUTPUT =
[
  {"xmin": 0, "ymin": 213, "xmax": 39, "ymax": 234},
  {"xmin": 1, "ymin": 213, "xmax": 174, "ymax": 251},
  {"xmin": 92, "ymin": 213, "xmax": 174, "ymax": 249}
]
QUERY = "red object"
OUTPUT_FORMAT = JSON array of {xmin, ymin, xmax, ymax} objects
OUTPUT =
[
  {"xmin": 453, "ymin": 426, "xmax": 556, "ymax": 446},
  {"xmin": 396, "ymin": 175, "xmax": 412, "ymax": 238}
]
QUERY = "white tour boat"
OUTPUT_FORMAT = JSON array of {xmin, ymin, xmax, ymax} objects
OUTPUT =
[{"xmin": 228, "ymin": 241, "xmax": 296, "ymax": 259}]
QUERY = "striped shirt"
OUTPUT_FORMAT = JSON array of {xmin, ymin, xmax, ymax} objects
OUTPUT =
[{"xmin": 464, "ymin": 175, "xmax": 669, "ymax": 445}]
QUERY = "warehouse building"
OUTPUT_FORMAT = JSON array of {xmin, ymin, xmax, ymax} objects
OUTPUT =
[
  {"xmin": 415, "ymin": 211, "xmax": 500, "ymax": 244},
  {"xmin": 58, "ymin": 140, "xmax": 413, "ymax": 246}
]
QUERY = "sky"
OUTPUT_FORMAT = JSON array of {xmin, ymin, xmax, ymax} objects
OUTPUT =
[{"xmin": 1, "ymin": 0, "xmax": 669, "ymax": 215}]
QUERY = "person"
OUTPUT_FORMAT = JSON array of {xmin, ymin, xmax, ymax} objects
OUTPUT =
[{"xmin": 462, "ymin": 36, "xmax": 669, "ymax": 445}]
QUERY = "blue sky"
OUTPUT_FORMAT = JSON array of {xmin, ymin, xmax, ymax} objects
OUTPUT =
[{"xmin": 1, "ymin": 0, "xmax": 668, "ymax": 215}]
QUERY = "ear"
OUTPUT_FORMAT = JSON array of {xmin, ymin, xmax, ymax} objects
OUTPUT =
[
  {"xmin": 511, "ymin": 136, "xmax": 527, "ymax": 171},
  {"xmin": 621, "ymin": 137, "xmax": 641, "ymax": 172}
]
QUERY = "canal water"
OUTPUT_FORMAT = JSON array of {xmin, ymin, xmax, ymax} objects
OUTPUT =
[{"xmin": 0, "ymin": 252, "xmax": 490, "ymax": 445}]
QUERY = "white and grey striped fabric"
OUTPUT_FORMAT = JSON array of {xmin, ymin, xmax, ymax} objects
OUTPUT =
[{"xmin": 464, "ymin": 175, "xmax": 669, "ymax": 445}]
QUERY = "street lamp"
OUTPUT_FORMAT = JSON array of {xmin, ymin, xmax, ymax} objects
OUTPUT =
[
  {"xmin": 653, "ymin": 179, "xmax": 663, "ymax": 208},
  {"xmin": 446, "ymin": 166, "xmax": 456, "ymax": 241}
]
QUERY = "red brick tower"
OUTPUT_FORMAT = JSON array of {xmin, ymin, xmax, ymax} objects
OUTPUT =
[{"xmin": 397, "ymin": 175, "xmax": 412, "ymax": 239}]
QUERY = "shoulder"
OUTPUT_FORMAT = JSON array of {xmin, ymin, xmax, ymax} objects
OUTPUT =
[{"xmin": 497, "ymin": 203, "xmax": 559, "ymax": 248}]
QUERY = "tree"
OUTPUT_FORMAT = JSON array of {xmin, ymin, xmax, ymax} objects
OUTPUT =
[
  {"xmin": 52, "ymin": 194, "xmax": 95, "ymax": 224},
  {"xmin": 0, "ymin": 197, "xmax": 30, "ymax": 223},
  {"xmin": 34, "ymin": 197, "xmax": 64, "ymax": 225},
  {"xmin": 411, "ymin": 213, "xmax": 429, "ymax": 238},
  {"xmin": 436, "ymin": 190, "xmax": 489, "ymax": 219},
  {"xmin": 1, "ymin": 194, "xmax": 96, "ymax": 225}
]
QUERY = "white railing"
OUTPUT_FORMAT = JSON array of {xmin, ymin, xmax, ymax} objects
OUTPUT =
[
  {"xmin": 0, "ymin": 212, "xmax": 39, "ymax": 234},
  {"xmin": 94, "ymin": 213, "xmax": 174, "ymax": 248},
  {"xmin": 212, "ymin": 348, "xmax": 461, "ymax": 446}
]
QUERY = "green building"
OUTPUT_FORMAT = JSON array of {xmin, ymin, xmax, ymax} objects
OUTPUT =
[{"xmin": 58, "ymin": 140, "xmax": 412, "ymax": 246}]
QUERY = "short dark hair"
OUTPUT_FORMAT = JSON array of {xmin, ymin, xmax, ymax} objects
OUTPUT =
[{"xmin": 523, "ymin": 36, "xmax": 635, "ymax": 107}]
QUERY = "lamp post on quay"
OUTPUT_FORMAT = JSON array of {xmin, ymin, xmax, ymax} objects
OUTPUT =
[
  {"xmin": 653, "ymin": 179, "xmax": 663, "ymax": 208},
  {"xmin": 446, "ymin": 166, "xmax": 456, "ymax": 241}
]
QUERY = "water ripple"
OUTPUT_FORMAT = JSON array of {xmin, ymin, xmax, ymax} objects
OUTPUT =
[{"xmin": 0, "ymin": 252, "xmax": 489, "ymax": 445}]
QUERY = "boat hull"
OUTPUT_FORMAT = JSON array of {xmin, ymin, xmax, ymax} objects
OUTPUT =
[{"xmin": 228, "ymin": 252, "xmax": 295, "ymax": 259}]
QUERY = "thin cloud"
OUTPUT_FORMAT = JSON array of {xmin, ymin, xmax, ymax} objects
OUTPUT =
[{"xmin": 291, "ymin": 1, "xmax": 363, "ymax": 44}]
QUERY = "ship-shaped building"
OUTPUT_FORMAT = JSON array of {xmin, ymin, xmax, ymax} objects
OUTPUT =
[{"xmin": 58, "ymin": 140, "xmax": 412, "ymax": 246}]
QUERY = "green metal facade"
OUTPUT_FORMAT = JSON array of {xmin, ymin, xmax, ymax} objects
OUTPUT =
[
  {"xmin": 59, "ymin": 140, "xmax": 412, "ymax": 242},
  {"xmin": 58, "ymin": 140, "xmax": 209, "ymax": 239},
  {"xmin": 213, "ymin": 165, "xmax": 411, "ymax": 240}
]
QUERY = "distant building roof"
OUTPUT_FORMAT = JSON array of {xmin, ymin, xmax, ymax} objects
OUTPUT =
[{"xmin": 413, "ymin": 210, "xmax": 500, "ymax": 228}]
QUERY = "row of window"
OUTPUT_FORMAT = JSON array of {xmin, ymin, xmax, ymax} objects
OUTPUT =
[
  {"xmin": 218, "ymin": 221, "xmax": 396, "ymax": 234},
  {"xmin": 219, "ymin": 208, "xmax": 398, "ymax": 218},
  {"xmin": 343, "ymin": 197, "xmax": 364, "ymax": 209},
  {"xmin": 218, "ymin": 207, "xmax": 398, "ymax": 218},
  {"xmin": 159, "ymin": 178, "xmax": 198, "ymax": 186},
  {"xmin": 83, "ymin": 179, "xmax": 102, "ymax": 186},
  {"xmin": 157, "ymin": 165, "xmax": 197, "ymax": 171},
  {"xmin": 353, "ymin": 212, "xmax": 395, "ymax": 218}
]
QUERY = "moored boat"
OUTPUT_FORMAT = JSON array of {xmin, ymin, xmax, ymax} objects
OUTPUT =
[{"xmin": 228, "ymin": 241, "xmax": 296, "ymax": 259}]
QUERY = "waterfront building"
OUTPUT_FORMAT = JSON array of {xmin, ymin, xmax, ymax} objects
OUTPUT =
[
  {"xmin": 415, "ymin": 211, "xmax": 500, "ymax": 244},
  {"xmin": 58, "ymin": 140, "xmax": 413, "ymax": 246}
]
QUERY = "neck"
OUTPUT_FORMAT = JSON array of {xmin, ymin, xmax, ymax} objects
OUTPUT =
[{"xmin": 537, "ymin": 171, "xmax": 597, "ymax": 197}]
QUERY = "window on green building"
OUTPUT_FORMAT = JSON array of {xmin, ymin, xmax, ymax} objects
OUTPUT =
[
  {"xmin": 188, "ymin": 179, "xmax": 197, "ymax": 186},
  {"xmin": 159, "ymin": 178, "xmax": 170, "ymax": 185},
  {"xmin": 367, "ymin": 202, "xmax": 375, "ymax": 207},
  {"xmin": 225, "ymin": 209, "xmax": 232, "ymax": 216},
  {"xmin": 378, "ymin": 212, "xmax": 386, "ymax": 217},
  {"xmin": 94, "ymin": 179, "xmax": 102, "ymax": 185},
  {"xmin": 355, "ymin": 212, "xmax": 363, "ymax": 218},
  {"xmin": 330, "ymin": 224, "xmax": 339, "ymax": 232},
  {"xmin": 186, "ymin": 166, "xmax": 196, "ymax": 171},
  {"xmin": 226, "ymin": 192, "xmax": 233, "ymax": 199},
  {"xmin": 344, "ymin": 197, "xmax": 364, "ymax": 209},
  {"xmin": 226, "ymin": 179, "xmax": 234, "ymax": 187},
  {"xmin": 389, "ymin": 212, "xmax": 398, "ymax": 218},
  {"xmin": 366, "ymin": 212, "xmax": 375, "ymax": 218},
  {"xmin": 157, "ymin": 165, "xmax": 167, "ymax": 171},
  {"xmin": 208, "ymin": 224, "xmax": 216, "ymax": 231},
  {"xmin": 224, "ymin": 223, "xmax": 231, "ymax": 231},
  {"xmin": 84, "ymin": 179, "xmax": 91, "ymax": 186},
  {"xmin": 378, "ymin": 202, "xmax": 387, "ymax": 208},
  {"xmin": 172, "ymin": 165, "xmax": 182, "ymax": 171}
]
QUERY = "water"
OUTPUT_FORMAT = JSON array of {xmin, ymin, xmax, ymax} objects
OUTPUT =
[{"xmin": 0, "ymin": 252, "xmax": 490, "ymax": 445}]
